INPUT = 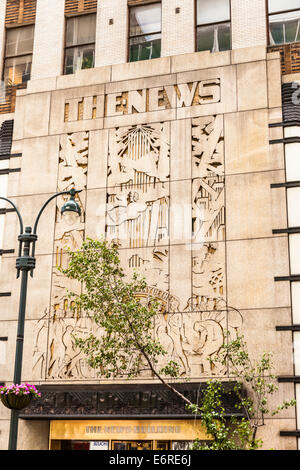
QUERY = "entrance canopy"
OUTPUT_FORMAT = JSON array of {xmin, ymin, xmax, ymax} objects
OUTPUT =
[{"xmin": 20, "ymin": 382, "xmax": 243, "ymax": 420}]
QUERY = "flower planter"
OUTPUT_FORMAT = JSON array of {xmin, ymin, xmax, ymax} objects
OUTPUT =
[
  {"xmin": 0, "ymin": 393, "xmax": 32, "ymax": 410},
  {"xmin": 0, "ymin": 383, "xmax": 41, "ymax": 411}
]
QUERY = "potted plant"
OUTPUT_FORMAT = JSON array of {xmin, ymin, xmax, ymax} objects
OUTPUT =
[{"xmin": 0, "ymin": 383, "xmax": 41, "ymax": 410}]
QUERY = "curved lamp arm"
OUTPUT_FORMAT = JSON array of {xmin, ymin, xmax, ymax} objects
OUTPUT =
[
  {"xmin": 33, "ymin": 189, "xmax": 81, "ymax": 235},
  {"xmin": 0, "ymin": 189, "xmax": 81, "ymax": 278},
  {"xmin": 0, "ymin": 196, "xmax": 24, "ymax": 235},
  {"xmin": 31, "ymin": 189, "xmax": 82, "ymax": 266}
]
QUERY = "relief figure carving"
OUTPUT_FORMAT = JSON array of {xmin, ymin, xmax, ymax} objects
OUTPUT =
[
  {"xmin": 107, "ymin": 123, "xmax": 170, "ymax": 248},
  {"xmin": 192, "ymin": 115, "xmax": 225, "ymax": 243}
]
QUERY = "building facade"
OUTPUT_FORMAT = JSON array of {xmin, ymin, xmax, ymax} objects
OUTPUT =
[{"xmin": 0, "ymin": 0, "xmax": 300, "ymax": 450}]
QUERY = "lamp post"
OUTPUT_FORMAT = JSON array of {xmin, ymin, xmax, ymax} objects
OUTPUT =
[{"xmin": 0, "ymin": 188, "xmax": 82, "ymax": 451}]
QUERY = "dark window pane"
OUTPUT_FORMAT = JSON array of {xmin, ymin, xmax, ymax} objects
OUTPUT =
[
  {"xmin": 129, "ymin": 4, "xmax": 161, "ymax": 37},
  {"xmin": 197, "ymin": 25, "xmax": 214, "ymax": 52},
  {"xmin": 269, "ymin": 23, "xmax": 284, "ymax": 44},
  {"xmin": 3, "ymin": 55, "xmax": 32, "ymax": 85},
  {"xmin": 218, "ymin": 23, "xmax": 231, "ymax": 51},
  {"xmin": 64, "ymin": 45, "xmax": 95, "ymax": 75},
  {"xmin": 129, "ymin": 35, "xmax": 161, "ymax": 62},
  {"xmin": 5, "ymin": 26, "xmax": 34, "ymax": 57},
  {"xmin": 269, "ymin": 12, "xmax": 300, "ymax": 44},
  {"xmin": 197, "ymin": 22, "xmax": 231, "ymax": 52},
  {"xmin": 286, "ymin": 19, "xmax": 299, "ymax": 42},
  {"xmin": 66, "ymin": 14, "xmax": 96, "ymax": 47},
  {"xmin": 197, "ymin": 0, "xmax": 230, "ymax": 25},
  {"xmin": 268, "ymin": 0, "xmax": 300, "ymax": 14}
]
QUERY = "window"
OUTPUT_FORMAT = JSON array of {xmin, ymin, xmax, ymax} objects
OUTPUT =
[
  {"xmin": 129, "ymin": 3, "xmax": 161, "ymax": 62},
  {"xmin": 3, "ymin": 25, "xmax": 34, "ymax": 87},
  {"xmin": 64, "ymin": 13, "xmax": 96, "ymax": 75},
  {"xmin": 196, "ymin": 0, "xmax": 231, "ymax": 53},
  {"xmin": 268, "ymin": 1, "xmax": 300, "ymax": 45}
]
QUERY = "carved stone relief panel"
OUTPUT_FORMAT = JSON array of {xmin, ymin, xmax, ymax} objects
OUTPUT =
[
  {"xmin": 31, "ymin": 116, "xmax": 243, "ymax": 383},
  {"xmin": 32, "ymin": 131, "xmax": 94, "ymax": 380},
  {"xmin": 119, "ymin": 246, "xmax": 170, "ymax": 315},
  {"xmin": 122, "ymin": 247, "xmax": 169, "ymax": 291},
  {"xmin": 190, "ymin": 242, "xmax": 226, "ymax": 312},
  {"xmin": 155, "ymin": 308, "xmax": 243, "ymax": 378},
  {"xmin": 192, "ymin": 115, "xmax": 225, "ymax": 243},
  {"xmin": 106, "ymin": 123, "xmax": 170, "ymax": 249},
  {"xmin": 32, "ymin": 308, "xmax": 49, "ymax": 379},
  {"xmin": 189, "ymin": 115, "xmax": 226, "ymax": 312},
  {"xmin": 46, "ymin": 311, "xmax": 97, "ymax": 380}
]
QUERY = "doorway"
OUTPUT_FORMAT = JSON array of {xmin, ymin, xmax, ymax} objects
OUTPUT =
[{"xmin": 112, "ymin": 440, "xmax": 153, "ymax": 450}]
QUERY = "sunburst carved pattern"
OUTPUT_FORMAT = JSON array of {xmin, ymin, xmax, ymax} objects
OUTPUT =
[{"xmin": 107, "ymin": 123, "xmax": 170, "ymax": 249}]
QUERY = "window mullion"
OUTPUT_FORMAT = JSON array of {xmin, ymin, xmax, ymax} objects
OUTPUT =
[
  {"xmin": 129, "ymin": 2, "xmax": 162, "ymax": 63},
  {"xmin": 64, "ymin": 13, "xmax": 96, "ymax": 75},
  {"xmin": 196, "ymin": 1, "xmax": 231, "ymax": 53}
]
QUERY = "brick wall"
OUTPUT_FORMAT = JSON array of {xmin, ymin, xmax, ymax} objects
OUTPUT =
[
  {"xmin": 8, "ymin": 0, "xmax": 272, "ymax": 81},
  {"xmin": 161, "ymin": 0, "xmax": 195, "ymax": 57},
  {"xmin": 269, "ymin": 43, "xmax": 300, "ymax": 75},
  {"xmin": 31, "ymin": 0, "xmax": 65, "ymax": 80},
  {"xmin": 231, "ymin": 0, "xmax": 267, "ymax": 49},
  {"xmin": 95, "ymin": 0, "xmax": 128, "ymax": 67}
]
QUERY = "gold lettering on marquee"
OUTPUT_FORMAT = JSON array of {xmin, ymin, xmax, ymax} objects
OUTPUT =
[
  {"xmin": 85, "ymin": 424, "xmax": 181, "ymax": 434},
  {"xmin": 50, "ymin": 420, "xmax": 210, "ymax": 441}
]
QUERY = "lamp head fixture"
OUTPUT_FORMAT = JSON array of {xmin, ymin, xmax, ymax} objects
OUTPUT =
[{"xmin": 61, "ymin": 188, "xmax": 82, "ymax": 224}]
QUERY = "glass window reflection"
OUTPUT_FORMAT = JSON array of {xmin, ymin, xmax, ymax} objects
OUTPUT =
[
  {"xmin": 64, "ymin": 14, "xmax": 96, "ymax": 74},
  {"xmin": 129, "ymin": 3, "xmax": 161, "ymax": 62},
  {"xmin": 196, "ymin": 0, "xmax": 231, "ymax": 52},
  {"xmin": 269, "ymin": 9, "xmax": 300, "ymax": 45},
  {"xmin": 196, "ymin": 0, "xmax": 230, "ymax": 25}
]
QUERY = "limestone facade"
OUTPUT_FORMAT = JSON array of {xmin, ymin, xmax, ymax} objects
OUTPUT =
[{"xmin": 0, "ymin": 0, "xmax": 298, "ymax": 451}]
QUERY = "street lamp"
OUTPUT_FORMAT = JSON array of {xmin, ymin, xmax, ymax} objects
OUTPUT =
[{"xmin": 0, "ymin": 187, "xmax": 82, "ymax": 450}]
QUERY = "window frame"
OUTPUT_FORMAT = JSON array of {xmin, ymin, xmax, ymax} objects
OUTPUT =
[
  {"xmin": 195, "ymin": 0, "xmax": 232, "ymax": 53},
  {"xmin": 63, "ymin": 11, "xmax": 97, "ymax": 75},
  {"xmin": 267, "ymin": 1, "xmax": 300, "ymax": 46},
  {"xmin": 2, "ymin": 23, "xmax": 35, "ymax": 87},
  {"xmin": 127, "ymin": 1, "xmax": 162, "ymax": 63}
]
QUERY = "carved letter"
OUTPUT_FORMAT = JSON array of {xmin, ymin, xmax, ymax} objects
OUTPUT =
[
  {"xmin": 177, "ymin": 82, "xmax": 198, "ymax": 108},
  {"xmin": 149, "ymin": 87, "xmax": 166, "ymax": 112},
  {"xmin": 164, "ymin": 85, "xmax": 177, "ymax": 108},
  {"xmin": 65, "ymin": 97, "xmax": 82, "ymax": 122},
  {"xmin": 198, "ymin": 79, "xmax": 220, "ymax": 104},
  {"xmin": 128, "ymin": 89, "xmax": 147, "ymax": 114},
  {"xmin": 83, "ymin": 95, "xmax": 104, "ymax": 120},
  {"xmin": 106, "ymin": 92, "xmax": 124, "ymax": 117}
]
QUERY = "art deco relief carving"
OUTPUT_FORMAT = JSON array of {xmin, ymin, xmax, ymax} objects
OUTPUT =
[
  {"xmin": 32, "ymin": 118, "xmax": 243, "ymax": 382},
  {"xmin": 155, "ymin": 309, "xmax": 242, "ymax": 377},
  {"xmin": 33, "ymin": 131, "xmax": 95, "ymax": 380},
  {"xmin": 190, "ymin": 242, "xmax": 226, "ymax": 312},
  {"xmin": 106, "ymin": 123, "xmax": 170, "ymax": 249},
  {"xmin": 152, "ymin": 115, "xmax": 239, "ymax": 378},
  {"xmin": 192, "ymin": 115, "xmax": 225, "ymax": 243},
  {"xmin": 125, "ymin": 247, "xmax": 169, "ymax": 293},
  {"xmin": 120, "ymin": 246, "xmax": 170, "ymax": 318},
  {"xmin": 32, "ymin": 308, "xmax": 48, "ymax": 379}
]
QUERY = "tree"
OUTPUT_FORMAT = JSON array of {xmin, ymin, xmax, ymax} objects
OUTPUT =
[
  {"xmin": 190, "ymin": 334, "xmax": 296, "ymax": 450},
  {"xmin": 61, "ymin": 237, "xmax": 192, "ymax": 406},
  {"xmin": 188, "ymin": 380, "xmax": 257, "ymax": 450},
  {"xmin": 61, "ymin": 238, "xmax": 296, "ymax": 450}
]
